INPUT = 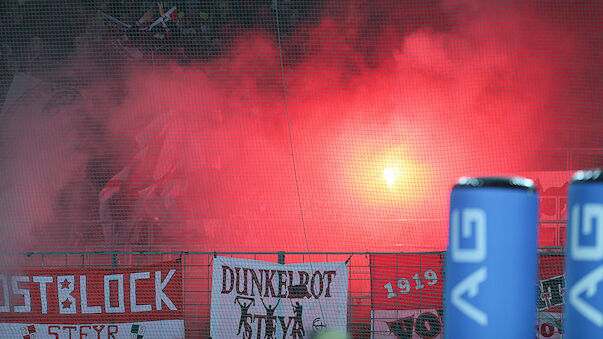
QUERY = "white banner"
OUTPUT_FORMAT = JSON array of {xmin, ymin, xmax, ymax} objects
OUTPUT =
[
  {"xmin": 0, "ymin": 320, "xmax": 184, "ymax": 339},
  {"xmin": 371, "ymin": 309, "xmax": 443, "ymax": 339},
  {"xmin": 371, "ymin": 309, "xmax": 563, "ymax": 338},
  {"xmin": 537, "ymin": 312, "xmax": 563, "ymax": 339},
  {"xmin": 210, "ymin": 256, "xmax": 348, "ymax": 339}
]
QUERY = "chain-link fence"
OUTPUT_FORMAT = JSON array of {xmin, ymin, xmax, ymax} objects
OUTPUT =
[
  {"xmin": 0, "ymin": 0, "xmax": 599, "ymax": 337},
  {"xmin": 5, "ymin": 250, "xmax": 565, "ymax": 338},
  {"xmin": 0, "ymin": 0, "xmax": 601, "ymax": 256}
]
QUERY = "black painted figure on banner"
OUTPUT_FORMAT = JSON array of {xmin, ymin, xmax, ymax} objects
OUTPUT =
[
  {"xmin": 235, "ymin": 296, "xmax": 255, "ymax": 337},
  {"xmin": 291, "ymin": 301, "xmax": 305, "ymax": 338},
  {"xmin": 261, "ymin": 298, "xmax": 281, "ymax": 339}
]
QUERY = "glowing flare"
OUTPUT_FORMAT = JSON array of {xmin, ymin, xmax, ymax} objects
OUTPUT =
[{"xmin": 383, "ymin": 167, "xmax": 399, "ymax": 187}]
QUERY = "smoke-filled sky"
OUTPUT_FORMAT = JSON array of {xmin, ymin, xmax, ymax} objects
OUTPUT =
[{"xmin": 0, "ymin": 0, "xmax": 601, "ymax": 256}]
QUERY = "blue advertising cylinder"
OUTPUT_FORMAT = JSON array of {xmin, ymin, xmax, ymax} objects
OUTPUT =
[
  {"xmin": 565, "ymin": 169, "xmax": 603, "ymax": 338},
  {"xmin": 444, "ymin": 177, "xmax": 539, "ymax": 339}
]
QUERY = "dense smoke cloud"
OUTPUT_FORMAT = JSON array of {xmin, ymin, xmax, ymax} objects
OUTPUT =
[{"xmin": 0, "ymin": 0, "xmax": 601, "ymax": 258}]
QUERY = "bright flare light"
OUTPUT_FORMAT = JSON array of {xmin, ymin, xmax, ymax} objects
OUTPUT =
[{"xmin": 383, "ymin": 167, "xmax": 400, "ymax": 187}]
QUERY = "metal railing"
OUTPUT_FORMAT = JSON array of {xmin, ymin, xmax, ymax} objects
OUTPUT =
[{"xmin": 11, "ymin": 250, "xmax": 564, "ymax": 338}]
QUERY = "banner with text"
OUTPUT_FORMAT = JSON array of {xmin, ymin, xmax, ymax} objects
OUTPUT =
[
  {"xmin": 370, "ymin": 253, "xmax": 564, "ymax": 338},
  {"xmin": 210, "ymin": 256, "xmax": 348, "ymax": 339},
  {"xmin": 537, "ymin": 253, "xmax": 564, "ymax": 338},
  {"xmin": 371, "ymin": 309, "xmax": 443, "ymax": 339},
  {"xmin": 0, "ymin": 261, "xmax": 183, "ymax": 339},
  {"xmin": 370, "ymin": 253, "xmax": 444, "ymax": 311}
]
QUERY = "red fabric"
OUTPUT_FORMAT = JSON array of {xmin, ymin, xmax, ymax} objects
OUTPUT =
[
  {"xmin": 1, "ymin": 261, "xmax": 182, "ymax": 324},
  {"xmin": 370, "ymin": 253, "xmax": 445, "ymax": 310}
]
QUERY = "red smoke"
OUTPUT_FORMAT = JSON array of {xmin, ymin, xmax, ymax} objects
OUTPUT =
[{"xmin": 1, "ymin": 0, "xmax": 602, "ymax": 255}]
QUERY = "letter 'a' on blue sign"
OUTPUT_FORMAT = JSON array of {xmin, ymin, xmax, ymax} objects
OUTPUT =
[
  {"xmin": 565, "ymin": 169, "xmax": 603, "ymax": 338},
  {"xmin": 444, "ymin": 176, "xmax": 539, "ymax": 339}
]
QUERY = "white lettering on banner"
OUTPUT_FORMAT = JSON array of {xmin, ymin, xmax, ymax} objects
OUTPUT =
[
  {"xmin": 104, "ymin": 274, "xmax": 125, "ymax": 313},
  {"xmin": 80, "ymin": 276, "xmax": 101, "ymax": 314},
  {"xmin": 450, "ymin": 208, "xmax": 488, "ymax": 326},
  {"xmin": 0, "ymin": 270, "xmax": 180, "ymax": 315},
  {"xmin": 451, "ymin": 267, "xmax": 488, "ymax": 326},
  {"xmin": 155, "ymin": 269, "xmax": 177, "ymax": 311},
  {"xmin": 571, "ymin": 204, "xmax": 603, "ymax": 261},
  {"xmin": 570, "ymin": 203, "xmax": 603, "ymax": 326},
  {"xmin": 383, "ymin": 270, "xmax": 439, "ymax": 298},
  {"xmin": 0, "ymin": 275, "xmax": 10, "ymax": 312},
  {"xmin": 0, "ymin": 263, "xmax": 184, "ymax": 339},
  {"xmin": 33, "ymin": 276, "xmax": 53, "ymax": 314},
  {"xmin": 451, "ymin": 208, "xmax": 486, "ymax": 262},
  {"xmin": 131, "ymin": 272, "xmax": 152, "ymax": 312},
  {"xmin": 398, "ymin": 278, "xmax": 410, "ymax": 293},
  {"xmin": 11, "ymin": 276, "xmax": 31, "ymax": 313},
  {"xmin": 57, "ymin": 275, "xmax": 76, "ymax": 314}
]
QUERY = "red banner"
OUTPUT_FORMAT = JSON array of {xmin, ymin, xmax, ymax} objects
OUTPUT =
[
  {"xmin": 370, "ymin": 253, "xmax": 565, "ymax": 338},
  {"xmin": 370, "ymin": 253, "xmax": 444, "ymax": 311},
  {"xmin": 538, "ymin": 253, "xmax": 565, "ymax": 312},
  {"xmin": 0, "ymin": 261, "xmax": 183, "ymax": 339}
]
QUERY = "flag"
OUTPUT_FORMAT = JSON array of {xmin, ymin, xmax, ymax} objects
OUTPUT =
[
  {"xmin": 98, "ymin": 111, "xmax": 184, "ymax": 247},
  {"xmin": 21, "ymin": 325, "xmax": 36, "ymax": 339},
  {"xmin": 131, "ymin": 324, "xmax": 144, "ymax": 339}
]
